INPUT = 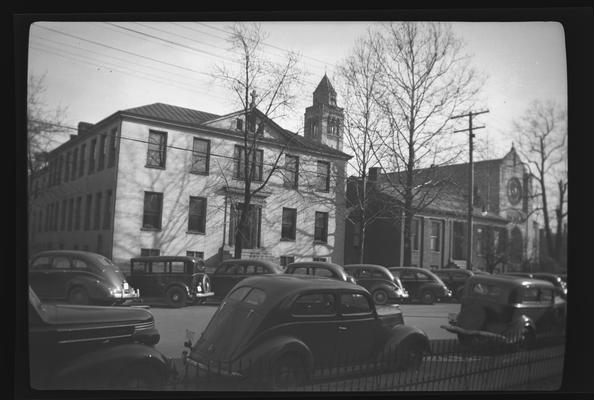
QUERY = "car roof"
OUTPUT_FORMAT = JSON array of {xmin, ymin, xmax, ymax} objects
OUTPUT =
[
  {"xmin": 286, "ymin": 261, "xmax": 345, "ymax": 269},
  {"xmin": 130, "ymin": 255, "xmax": 201, "ymax": 262},
  {"xmin": 344, "ymin": 263, "xmax": 388, "ymax": 271},
  {"xmin": 434, "ymin": 268, "xmax": 472, "ymax": 273},
  {"xmin": 32, "ymin": 250, "xmax": 108, "ymax": 261},
  {"xmin": 467, "ymin": 274, "xmax": 555, "ymax": 289}
]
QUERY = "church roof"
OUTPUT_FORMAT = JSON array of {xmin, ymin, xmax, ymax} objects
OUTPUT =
[
  {"xmin": 314, "ymin": 74, "xmax": 336, "ymax": 95},
  {"xmin": 121, "ymin": 103, "xmax": 221, "ymax": 125}
]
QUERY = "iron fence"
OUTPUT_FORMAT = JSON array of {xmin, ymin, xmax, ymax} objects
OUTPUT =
[{"xmin": 168, "ymin": 337, "xmax": 565, "ymax": 392}]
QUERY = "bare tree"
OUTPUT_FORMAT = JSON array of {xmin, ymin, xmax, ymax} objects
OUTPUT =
[
  {"xmin": 513, "ymin": 100, "xmax": 567, "ymax": 265},
  {"xmin": 337, "ymin": 30, "xmax": 391, "ymax": 263},
  {"xmin": 371, "ymin": 22, "xmax": 484, "ymax": 266},
  {"xmin": 214, "ymin": 23, "xmax": 303, "ymax": 258}
]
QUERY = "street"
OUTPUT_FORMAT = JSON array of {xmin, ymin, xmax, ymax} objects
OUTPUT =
[{"xmin": 148, "ymin": 301, "xmax": 460, "ymax": 359}]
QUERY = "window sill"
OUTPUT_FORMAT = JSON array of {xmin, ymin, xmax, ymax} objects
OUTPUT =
[
  {"xmin": 280, "ymin": 237, "xmax": 296, "ymax": 242},
  {"xmin": 141, "ymin": 227, "xmax": 162, "ymax": 232},
  {"xmin": 187, "ymin": 230, "xmax": 206, "ymax": 235},
  {"xmin": 190, "ymin": 171, "xmax": 210, "ymax": 176},
  {"xmin": 313, "ymin": 240, "xmax": 328, "ymax": 245},
  {"xmin": 144, "ymin": 165, "xmax": 166, "ymax": 170}
]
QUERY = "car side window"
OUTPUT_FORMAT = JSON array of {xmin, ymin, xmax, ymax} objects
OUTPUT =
[
  {"xmin": 416, "ymin": 272, "xmax": 430, "ymax": 281},
  {"xmin": 314, "ymin": 267, "xmax": 333, "ymax": 278},
  {"xmin": 399, "ymin": 271, "xmax": 416, "ymax": 281},
  {"xmin": 539, "ymin": 288, "xmax": 554, "ymax": 303},
  {"xmin": 72, "ymin": 258, "xmax": 90, "ymax": 270},
  {"xmin": 132, "ymin": 261, "xmax": 148, "ymax": 274},
  {"xmin": 340, "ymin": 293, "xmax": 372, "ymax": 315},
  {"xmin": 171, "ymin": 261, "xmax": 185, "ymax": 273},
  {"xmin": 152, "ymin": 261, "xmax": 166, "ymax": 273},
  {"xmin": 452, "ymin": 272, "xmax": 468, "ymax": 280},
  {"xmin": 292, "ymin": 266, "xmax": 310, "ymax": 275},
  {"xmin": 291, "ymin": 293, "xmax": 336, "ymax": 316},
  {"xmin": 52, "ymin": 256, "xmax": 71, "ymax": 269},
  {"xmin": 244, "ymin": 288, "xmax": 266, "ymax": 305},
  {"xmin": 31, "ymin": 256, "xmax": 51, "ymax": 270}
]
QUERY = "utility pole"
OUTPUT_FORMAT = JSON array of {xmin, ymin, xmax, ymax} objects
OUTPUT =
[{"xmin": 451, "ymin": 110, "xmax": 489, "ymax": 270}]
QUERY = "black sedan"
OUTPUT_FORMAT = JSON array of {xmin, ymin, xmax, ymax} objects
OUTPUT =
[
  {"xmin": 182, "ymin": 275, "xmax": 430, "ymax": 389},
  {"xmin": 343, "ymin": 264, "xmax": 409, "ymax": 305},
  {"xmin": 28, "ymin": 287, "xmax": 173, "ymax": 389},
  {"xmin": 284, "ymin": 261, "xmax": 358, "ymax": 284},
  {"xmin": 210, "ymin": 259, "xmax": 283, "ymax": 299},
  {"xmin": 389, "ymin": 267, "xmax": 452, "ymax": 304}
]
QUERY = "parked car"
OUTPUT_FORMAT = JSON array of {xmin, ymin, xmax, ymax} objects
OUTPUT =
[
  {"xmin": 501, "ymin": 272, "xmax": 567, "ymax": 299},
  {"xmin": 29, "ymin": 250, "xmax": 140, "ymax": 305},
  {"xmin": 284, "ymin": 261, "xmax": 357, "ymax": 284},
  {"xmin": 28, "ymin": 286, "xmax": 173, "ymax": 389},
  {"xmin": 182, "ymin": 275, "xmax": 430, "ymax": 389},
  {"xmin": 388, "ymin": 267, "xmax": 452, "ymax": 304},
  {"xmin": 433, "ymin": 268, "xmax": 477, "ymax": 301},
  {"xmin": 343, "ymin": 264, "xmax": 408, "ymax": 305},
  {"xmin": 126, "ymin": 256, "xmax": 214, "ymax": 308},
  {"xmin": 210, "ymin": 259, "xmax": 284, "ymax": 299},
  {"xmin": 441, "ymin": 274, "xmax": 566, "ymax": 348}
]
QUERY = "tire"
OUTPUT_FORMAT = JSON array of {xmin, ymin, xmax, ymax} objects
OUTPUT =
[
  {"xmin": 111, "ymin": 363, "xmax": 164, "ymax": 390},
  {"xmin": 166, "ymin": 286, "xmax": 187, "ymax": 308},
  {"xmin": 396, "ymin": 341, "xmax": 425, "ymax": 371},
  {"xmin": 373, "ymin": 289, "xmax": 389, "ymax": 305},
  {"xmin": 420, "ymin": 290, "xmax": 435, "ymax": 305},
  {"xmin": 271, "ymin": 354, "xmax": 306, "ymax": 390},
  {"xmin": 68, "ymin": 287, "xmax": 89, "ymax": 305}
]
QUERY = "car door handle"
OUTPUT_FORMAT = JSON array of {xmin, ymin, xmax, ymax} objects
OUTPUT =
[{"xmin": 338, "ymin": 326, "xmax": 348, "ymax": 331}]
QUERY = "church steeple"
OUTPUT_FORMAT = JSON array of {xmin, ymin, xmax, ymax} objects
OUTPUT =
[{"xmin": 304, "ymin": 75, "xmax": 344, "ymax": 150}]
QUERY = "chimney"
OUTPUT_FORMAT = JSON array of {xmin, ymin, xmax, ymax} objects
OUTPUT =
[
  {"xmin": 78, "ymin": 122, "xmax": 94, "ymax": 136},
  {"xmin": 70, "ymin": 134, "xmax": 77, "ymax": 141},
  {"xmin": 368, "ymin": 167, "xmax": 379, "ymax": 182}
]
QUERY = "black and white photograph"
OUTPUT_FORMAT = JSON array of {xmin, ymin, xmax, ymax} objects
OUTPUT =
[{"xmin": 14, "ymin": 9, "xmax": 592, "ymax": 396}]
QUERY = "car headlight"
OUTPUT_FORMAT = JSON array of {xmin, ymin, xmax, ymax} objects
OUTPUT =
[
  {"xmin": 109, "ymin": 287, "xmax": 123, "ymax": 297},
  {"xmin": 197, "ymin": 285, "xmax": 203, "ymax": 293}
]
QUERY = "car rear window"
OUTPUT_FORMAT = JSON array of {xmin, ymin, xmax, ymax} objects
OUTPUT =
[
  {"xmin": 291, "ymin": 293, "xmax": 336, "ymax": 316},
  {"xmin": 226, "ymin": 286, "xmax": 267, "ymax": 306},
  {"xmin": 228, "ymin": 286, "xmax": 251, "ymax": 301},
  {"xmin": 471, "ymin": 282, "xmax": 503, "ymax": 298},
  {"xmin": 31, "ymin": 256, "xmax": 51, "ymax": 269},
  {"xmin": 340, "ymin": 293, "xmax": 372, "ymax": 314}
]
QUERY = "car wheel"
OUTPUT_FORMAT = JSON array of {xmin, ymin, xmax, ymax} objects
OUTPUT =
[
  {"xmin": 271, "ymin": 354, "xmax": 306, "ymax": 389},
  {"xmin": 68, "ymin": 287, "xmax": 89, "ymax": 305},
  {"xmin": 420, "ymin": 290, "xmax": 435, "ymax": 305},
  {"xmin": 397, "ymin": 341, "xmax": 424, "ymax": 371},
  {"xmin": 111, "ymin": 363, "xmax": 164, "ymax": 390},
  {"xmin": 373, "ymin": 289, "xmax": 389, "ymax": 305},
  {"xmin": 202, "ymin": 275, "xmax": 211, "ymax": 293},
  {"xmin": 166, "ymin": 286, "xmax": 187, "ymax": 308}
]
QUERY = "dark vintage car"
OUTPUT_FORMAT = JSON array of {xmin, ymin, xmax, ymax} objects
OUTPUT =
[
  {"xmin": 433, "ymin": 268, "xmax": 479, "ymax": 301},
  {"xmin": 182, "ymin": 275, "xmax": 431, "ymax": 389},
  {"xmin": 502, "ymin": 272, "xmax": 567, "ymax": 299},
  {"xmin": 29, "ymin": 250, "xmax": 140, "ymax": 305},
  {"xmin": 28, "ymin": 286, "xmax": 173, "ymax": 389},
  {"xmin": 210, "ymin": 259, "xmax": 284, "ymax": 299},
  {"xmin": 343, "ymin": 264, "xmax": 409, "ymax": 305},
  {"xmin": 284, "ymin": 261, "xmax": 358, "ymax": 285},
  {"xmin": 127, "ymin": 256, "xmax": 214, "ymax": 308},
  {"xmin": 441, "ymin": 274, "xmax": 566, "ymax": 347},
  {"xmin": 388, "ymin": 267, "xmax": 452, "ymax": 304}
]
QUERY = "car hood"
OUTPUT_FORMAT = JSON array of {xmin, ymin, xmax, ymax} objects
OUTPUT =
[
  {"xmin": 39, "ymin": 303, "xmax": 153, "ymax": 326},
  {"xmin": 191, "ymin": 301, "xmax": 263, "ymax": 362}
]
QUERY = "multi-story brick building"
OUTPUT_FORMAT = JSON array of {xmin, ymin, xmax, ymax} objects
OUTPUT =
[
  {"xmin": 29, "ymin": 76, "xmax": 350, "ymax": 271},
  {"xmin": 344, "ymin": 146, "xmax": 539, "ymax": 272}
]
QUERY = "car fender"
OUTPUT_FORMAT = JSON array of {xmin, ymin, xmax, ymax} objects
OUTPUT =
[
  {"xmin": 239, "ymin": 335, "xmax": 314, "ymax": 377},
  {"xmin": 54, "ymin": 343, "xmax": 171, "ymax": 383},
  {"xmin": 380, "ymin": 325, "xmax": 431, "ymax": 358},
  {"xmin": 506, "ymin": 314, "xmax": 536, "ymax": 337},
  {"xmin": 165, "ymin": 282, "xmax": 191, "ymax": 296},
  {"xmin": 65, "ymin": 275, "xmax": 107, "ymax": 300}
]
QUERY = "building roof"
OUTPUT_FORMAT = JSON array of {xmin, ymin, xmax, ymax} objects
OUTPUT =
[
  {"xmin": 314, "ymin": 73, "xmax": 336, "ymax": 96},
  {"xmin": 121, "ymin": 103, "xmax": 221, "ymax": 125}
]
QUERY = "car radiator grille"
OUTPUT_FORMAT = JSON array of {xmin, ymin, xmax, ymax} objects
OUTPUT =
[{"xmin": 57, "ymin": 325, "xmax": 135, "ymax": 344}]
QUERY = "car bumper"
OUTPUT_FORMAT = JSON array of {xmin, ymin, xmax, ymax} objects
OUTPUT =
[
  {"xmin": 440, "ymin": 324, "xmax": 520, "ymax": 344},
  {"xmin": 190, "ymin": 291, "xmax": 215, "ymax": 299},
  {"xmin": 181, "ymin": 352, "xmax": 245, "ymax": 382}
]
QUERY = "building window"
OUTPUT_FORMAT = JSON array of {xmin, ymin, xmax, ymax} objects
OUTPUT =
[
  {"xmin": 316, "ymin": 161, "xmax": 330, "ymax": 192},
  {"xmin": 103, "ymin": 190, "xmax": 112, "ymax": 229},
  {"xmin": 79, "ymin": 144, "xmax": 86, "ymax": 177},
  {"xmin": 141, "ymin": 248, "xmax": 160, "ymax": 257},
  {"xmin": 71, "ymin": 148, "xmax": 78, "ymax": 180},
  {"xmin": 236, "ymin": 118, "xmax": 243, "ymax": 131},
  {"xmin": 314, "ymin": 211, "xmax": 329, "ymax": 243},
  {"xmin": 191, "ymin": 138, "xmax": 210, "ymax": 175},
  {"xmin": 284, "ymin": 154, "xmax": 299, "ymax": 189},
  {"xmin": 430, "ymin": 220, "xmax": 441, "ymax": 252},
  {"xmin": 476, "ymin": 227, "xmax": 486, "ymax": 256},
  {"xmin": 96, "ymin": 234, "xmax": 103, "ymax": 256},
  {"xmin": 84, "ymin": 194, "xmax": 92, "ymax": 231},
  {"xmin": 98, "ymin": 132, "xmax": 107, "ymax": 171},
  {"xmin": 281, "ymin": 208, "xmax": 297, "ymax": 240},
  {"xmin": 74, "ymin": 197, "xmax": 82, "ymax": 230},
  {"xmin": 94, "ymin": 192, "xmax": 102, "ymax": 230},
  {"xmin": 67, "ymin": 198, "xmax": 74, "ymax": 231},
  {"xmin": 142, "ymin": 192, "xmax": 163, "ymax": 230},
  {"xmin": 61, "ymin": 199, "xmax": 67, "ymax": 231},
  {"xmin": 108, "ymin": 128, "xmax": 118, "ymax": 168},
  {"xmin": 88, "ymin": 139, "xmax": 97, "ymax": 174},
  {"xmin": 186, "ymin": 251, "xmax": 204, "ymax": 260},
  {"xmin": 234, "ymin": 145, "xmax": 263, "ymax": 181},
  {"xmin": 188, "ymin": 196, "xmax": 207, "ymax": 233},
  {"xmin": 412, "ymin": 218, "xmax": 420, "ymax": 251},
  {"xmin": 280, "ymin": 256, "xmax": 295, "ymax": 268},
  {"xmin": 64, "ymin": 152, "xmax": 71, "ymax": 182},
  {"xmin": 146, "ymin": 130, "xmax": 167, "ymax": 168}
]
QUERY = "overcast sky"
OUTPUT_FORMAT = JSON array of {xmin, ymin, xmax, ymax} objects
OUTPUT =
[{"xmin": 27, "ymin": 20, "xmax": 567, "ymax": 161}]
